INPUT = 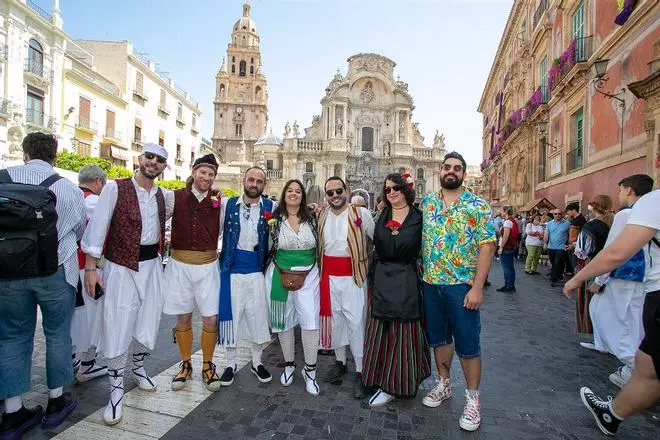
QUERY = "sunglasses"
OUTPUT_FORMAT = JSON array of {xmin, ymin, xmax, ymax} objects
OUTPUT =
[
  {"xmin": 442, "ymin": 164, "xmax": 463, "ymax": 172},
  {"xmin": 143, "ymin": 152, "xmax": 167, "ymax": 164},
  {"xmin": 552, "ymin": 212, "xmax": 562, "ymax": 215},
  {"xmin": 325, "ymin": 188, "xmax": 344, "ymax": 197},
  {"xmin": 384, "ymin": 185, "xmax": 403, "ymax": 194}
]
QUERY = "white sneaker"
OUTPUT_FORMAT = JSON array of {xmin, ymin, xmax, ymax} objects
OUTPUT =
[
  {"xmin": 368, "ymin": 389, "xmax": 395, "ymax": 407},
  {"xmin": 103, "ymin": 369, "xmax": 124, "ymax": 426},
  {"xmin": 76, "ymin": 359, "xmax": 108, "ymax": 383},
  {"xmin": 608, "ymin": 366, "xmax": 629, "ymax": 389},
  {"xmin": 459, "ymin": 390, "xmax": 481, "ymax": 432},
  {"xmin": 422, "ymin": 377, "xmax": 452, "ymax": 408},
  {"xmin": 302, "ymin": 366, "xmax": 320, "ymax": 396},
  {"xmin": 579, "ymin": 342, "xmax": 608, "ymax": 353},
  {"xmin": 280, "ymin": 363, "xmax": 295, "ymax": 387}
]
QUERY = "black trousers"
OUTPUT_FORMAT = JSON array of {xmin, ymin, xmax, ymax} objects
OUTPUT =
[{"xmin": 547, "ymin": 249, "xmax": 566, "ymax": 282}]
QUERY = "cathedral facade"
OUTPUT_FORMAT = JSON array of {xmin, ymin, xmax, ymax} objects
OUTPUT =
[
  {"xmin": 211, "ymin": 4, "xmax": 446, "ymax": 206},
  {"xmin": 211, "ymin": 1, "xmax": 268, "ymax": 163}
]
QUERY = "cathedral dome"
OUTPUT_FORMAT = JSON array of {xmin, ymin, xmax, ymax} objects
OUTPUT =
[
  {"xmin": 234, "ymin": 16, "xmax": 257, "ymax": 34},
  {"xmin": 255, "ymin": 132, "xmax": 282, "ymax": 146}
]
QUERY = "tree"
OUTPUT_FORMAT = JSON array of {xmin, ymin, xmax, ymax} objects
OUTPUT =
[
  {"xmin": 159, "ymin": 180, "xmax": 187, "ymax": 190},
  {"xmin": 55, "ymin": 151, "xmax": 132, "ymax": 179}
]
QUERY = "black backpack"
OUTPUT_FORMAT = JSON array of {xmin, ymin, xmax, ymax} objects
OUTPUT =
[{"xmin": 0, "ymin": 169, "xmax": 62, "ymax": 278}]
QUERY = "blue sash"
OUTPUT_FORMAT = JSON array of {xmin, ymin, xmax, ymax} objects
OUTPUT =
[{"xmin": 218, "ymin": 249, "xmax": 262, "ymax": 345}]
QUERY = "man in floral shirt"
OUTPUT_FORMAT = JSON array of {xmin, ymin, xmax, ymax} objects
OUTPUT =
[{"xmin": 419, "ymin": 151, "xmax": 496, "ymax": 432}]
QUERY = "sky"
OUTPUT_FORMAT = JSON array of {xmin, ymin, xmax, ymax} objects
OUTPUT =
[{"xmin": 57, "ymin": 0, "xmax": 511, "ymax": 166}]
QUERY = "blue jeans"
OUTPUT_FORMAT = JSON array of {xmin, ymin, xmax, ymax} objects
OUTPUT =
[
  {"xmin": 500, "ymin": 248, "xmax": 517, "ymax": 288},
  {"xmin": 422, "ymin": 283, "xmax": 481, "ymax": 358},
  {"xmin": 0, "ymin": 266, "xmax": 75, "ymax": 399}
]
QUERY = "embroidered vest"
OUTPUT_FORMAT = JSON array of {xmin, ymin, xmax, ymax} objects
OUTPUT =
[
  {"xmin": 170, "ymin": 185, "xmax": 221, "ymax": 251},
  {"xmin": 104, "ymin": 178, "xmax": 166, "ymax": 271},
  {"xmin": 318, "ymin": 205, "xmax": 368, "ymax": 288},
  {"xmin": 220, "ymin": 196, "xmax": 273, "ymax": 272}
]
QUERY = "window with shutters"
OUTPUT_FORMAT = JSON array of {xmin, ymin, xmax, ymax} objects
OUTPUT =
[
  {"xmin": 27, "ymin": 39, "xmax": 44, "ymax": 76},
  {"xmin": 106, "ymin": 110, "xmax": 116, "ymax": 139},
  {"xmin": 235, "ymin": 124, "xmax": 242, "ymax": 137},
  {"xmin": 305, "ymin": 162, "xmax": 313, "ymax": 173},
  {"xmin": 77, "ymin": 97, "xmax": 93, "ymax": 131},
  {"xmin": 158, "ymin": 130, "xmax": 165, "ymax": 146},
  {"xmin": 133, "ymin": 72, "xmax": 147, "ymax": 104}
]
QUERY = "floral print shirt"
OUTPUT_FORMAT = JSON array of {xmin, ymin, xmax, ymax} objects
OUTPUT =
[{"xmin": 420, "ymin": 189, "xmax": 495, "ymax": 285}]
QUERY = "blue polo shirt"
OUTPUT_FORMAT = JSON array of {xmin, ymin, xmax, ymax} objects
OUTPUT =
[{"xmin": 546, "ymin": 219, "xmax": 570, "ymax": 250}]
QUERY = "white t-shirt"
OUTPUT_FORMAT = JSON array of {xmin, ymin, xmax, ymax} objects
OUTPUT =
[
  {"xmin": 627, "ymin": 189, "xmax": 660, "ymax": 293},
  {"xmin": 525, "ymin": 223, "xmax": 544, "ymax": 246}
]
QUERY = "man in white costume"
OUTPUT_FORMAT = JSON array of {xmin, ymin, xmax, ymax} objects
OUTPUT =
[
  {"xmin": 71, "ymin": 165, "xmax": 108, "ymax": 383},
  {"xmin": 164, "ymin": 154, "xmax": 223, "ymax": 392},
  {"xmin": 318, "ymin": 176, "xmax": 374, "ymax": 399},
  {"xmin": 82, "ymin": 143, "xmax": 173, "ymax": 426},
  {"xmin": 216, "ymin": 167, "xmax": 275, "ymax": 386},
  {"xmin": 587, "ymin": 174, "xmax": 653, "ymax": 388}
]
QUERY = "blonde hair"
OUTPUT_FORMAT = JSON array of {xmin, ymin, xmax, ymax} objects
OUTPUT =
[{"xmin": 590, "ymin": 195, "xmax": 613, "ymax": 227}]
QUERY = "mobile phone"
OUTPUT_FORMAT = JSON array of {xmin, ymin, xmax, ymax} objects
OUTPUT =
[{"xmin": 94, "ymin": 283, "xmax": 105, "ymax": 299}]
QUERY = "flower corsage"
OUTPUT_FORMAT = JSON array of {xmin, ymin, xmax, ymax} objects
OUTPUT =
[
  {"xmin": 264, "ymin": 210, "xmax": 277, "ymax": 227},
  {"xmin": 354, "ymin": 217, "xmax": 363, "ymax": 228},
  {"xmin": 385, "ymin": 220, "xmax": 402, "ymax": 236},
  {"xmin": 210, "ymin": 196, "xmax": 221, "ymax": 209}
]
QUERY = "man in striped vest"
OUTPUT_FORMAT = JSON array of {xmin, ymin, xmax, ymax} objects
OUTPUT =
[{"xmin": 317, "ymin": 176, "xmax": 374, "ymax": 399}]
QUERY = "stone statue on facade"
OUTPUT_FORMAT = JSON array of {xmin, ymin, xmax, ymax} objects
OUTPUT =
[
  {"xmin": 335, "ymin": 118, "xmax": 343, "ymax": 137},
  {"xmin": 284, "ymin": 121, "xmax": 291, "ymax": 138},
  {"xmin": 398, "ymin": 118, "xmax": 406, "ymax": 141},
  {"xmin": 360, "ymin": 81, "xmax": 375, "ymax": 104},
  {"xmin": 6, "ymin": 130, "xmax": 23, "ymax": 159},
  {"xmin": 293, "ymin": 121, "xmax": 300, "ymax": 138}
]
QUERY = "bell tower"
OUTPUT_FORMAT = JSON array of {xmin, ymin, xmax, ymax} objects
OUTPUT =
[{"xmin": 212, "ymin": 1, "xmax": 268, "ymax": 163}]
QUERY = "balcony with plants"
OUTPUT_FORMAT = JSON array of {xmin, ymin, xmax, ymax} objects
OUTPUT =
[{"xmin": 547, "ymin": 36, "xmax": 593, "ymax": 94}]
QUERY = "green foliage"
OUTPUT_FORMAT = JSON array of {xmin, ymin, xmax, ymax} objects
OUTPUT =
[
  {"xmin": 221, "ymin": 187, "xmax": 239, "ymax": 198},
  {"xmin": 159, "ymin": 180, "xmax": 187, "ymax": 190},
  {"xmin": 55, "ymin": 151, "xmax": 132, "ymax": 180}
]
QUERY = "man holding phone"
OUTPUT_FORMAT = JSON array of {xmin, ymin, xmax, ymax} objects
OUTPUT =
[{"xmin": 82, "ymin": 143, "xmax": 173, "ymax": 426}]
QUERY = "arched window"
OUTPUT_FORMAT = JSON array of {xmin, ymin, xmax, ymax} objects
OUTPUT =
[
  {"xmin": 232, "ymin": 56, "xmax": 235, "ymax": 63},
  {"xmin": 219, "ymin": 84, "xmax": 226, "ymax": 95},
  {"xmin": 417, "ymin": 168, "xmax": 424, "ymax": 179},
  {"xmin": 231, "ymin": 64, "xmax": 235, "ymax": 74},
  {"xmin": 239, "ymin": 60, "xmax": 246, "ymax": 77},
  {"xmin": 28, "ymin": 39, "xmax": 44, "ymax": 74},
  {"xmin": 251, "ymin": 57, "xmax": 254, "ymax": 64},
  {"xmin": 250, "ymin": 65, "xmax": 254, "ymax": 75},
  {"xmin": 361, "ymin": 127, "xmax": 374, "ymax": 151},
  {"xmin": 305, "ymin": 162, "xmax": 313, "ymax": 173},
  {"xmin": 255, "ymin": 86, "xmax": 261, "ymax": 98}
]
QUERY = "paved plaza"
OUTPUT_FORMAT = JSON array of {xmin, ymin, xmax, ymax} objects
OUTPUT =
[{"xmin": 17, "ymin": 260, "xmax": 660, "ymax": 439}]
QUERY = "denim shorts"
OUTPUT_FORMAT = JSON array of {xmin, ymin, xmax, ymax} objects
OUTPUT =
[{"xmin": 422, "ymin": 282, "xmax": 481, "ymax": 358}]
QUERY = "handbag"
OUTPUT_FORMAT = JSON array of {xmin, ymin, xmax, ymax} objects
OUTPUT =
[{"xmin": 275, "ymin": 263, "xmax": 312, "ymax": 291}]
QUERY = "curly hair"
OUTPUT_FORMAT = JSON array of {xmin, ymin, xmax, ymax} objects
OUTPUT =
[
  {"xmin": 381, "ymin": 173, "xmax": 415, "ymax": 207},
  {"xmin": 22, "ymin": 132, "xmax": 58, "ymax": 164},
  {"xmin": 272, "ymin": 179, "xmax": 312, "ymax": 223}
]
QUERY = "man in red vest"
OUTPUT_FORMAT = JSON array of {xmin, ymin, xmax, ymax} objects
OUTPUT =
[
  {"xmin": 82, "ymin": 143, "xmax": 173, "ymax": 426},
  {"xmin": 71, "ymin": 164, "xmax": 108, "ymax": 383},
  {"xmin": 164, "ymin": 154, "xmax": 223, "ymax": 392}
]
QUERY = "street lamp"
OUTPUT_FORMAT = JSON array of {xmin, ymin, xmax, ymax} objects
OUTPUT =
[
  {"xmin": 591, "ymin": 58, "xmax": 626, "ymax": 155},
  {"xmin": 536, "ymin": 121, "xmax": 561, "ymax": 152}
]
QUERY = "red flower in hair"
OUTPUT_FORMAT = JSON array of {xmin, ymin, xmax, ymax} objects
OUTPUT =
[{"xmin": 402, "ymin": 173, "xmax": 414, "ymax": 188}]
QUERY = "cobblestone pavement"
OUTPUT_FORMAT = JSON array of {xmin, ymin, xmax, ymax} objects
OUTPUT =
[{"xmin": 16, "ymin": 260, "xmax": 660, "ymax": 439}]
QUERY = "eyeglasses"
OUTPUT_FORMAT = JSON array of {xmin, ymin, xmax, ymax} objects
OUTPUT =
[
  {"xmin": 442, "ymin": 164, "xmax": 463, "ymax": 172},
  {"xmin": 243, "ymin": 203, "xmax": 251, "ymax": 220},
  {"xmin": 325, "ymin": 188, "xmax": 344, "ymax": 197},
  {"xmin": 384, "ymin": 185, "xmax": 403, "ymax": 194},
  {"xmin": 143, "ymin": 152, "xmax": 167, "ymax": 164}
]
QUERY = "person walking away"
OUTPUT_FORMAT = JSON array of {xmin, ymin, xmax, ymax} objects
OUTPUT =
[
  {"xmin": 524, "ymin": 215, "xmax": 544, "ymax": 275},
  {"xmin": 0, "ymin": 133, "xmax": 86, "ymax": 437},
  {"xmin": 419, "ymin": 152, "xmax": 496, "ymax": 431},
  {"xmin": 497, "ymin": 206, "xmax": 519, "ymax": 292},
  {"xmin": 574, "ymin": 195, "xmax": 612, "ymax": 335},
  {"xmin": 564, "ymin": 188, "xmax": 660, "ymax": 436}
]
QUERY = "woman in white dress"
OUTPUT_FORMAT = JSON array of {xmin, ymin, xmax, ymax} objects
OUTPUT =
[{"xmin": 264, "ymin": 179, "xmax": 321, "ymax": 395}]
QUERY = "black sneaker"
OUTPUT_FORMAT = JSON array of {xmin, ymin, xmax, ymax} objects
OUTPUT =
[
  {"xmin": 251, "ymin": 364, "xmax": 272, "ymax": 383},
  {"xmin": 495, "ymin": 286, "xmax": 516, "ymax": 292},
  {"xmin": 41, "ymin": 393, "xmax": 78, "ymax": 429},
  {"xmin": 580, "ymin": 387, "xmax": 621, "ymax": 436},
  {"xmin": 219, "ymin": 365, "xmax": 236, "ymax": 387},
  {"xmin": 324, "ymin": 361, "xmax": 348, "ymax": 385},
  {"xmin": 353, "ymin": 373, "xmax": 366, "ymax": 399},
  {"xmin": 0, "ymin": 405, "xmax": 44, "ymax": 438}
]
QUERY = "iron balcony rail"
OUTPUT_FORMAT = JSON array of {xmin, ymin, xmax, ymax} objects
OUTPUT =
[
  {"xmin": 561, "ymin": 35, "xmax": 594, "ymax": 78},
  {"xmin": 105, "ymin": 128, "xmax": 121, "ymax": 140},
  {"xmin": 76, "ymin": 117, "xmax": 98, "ymax": 132},
  {"xmin": 25, "ymin": 108, "xmax": 54, "ymax": 129},
  {"xmin": 24, "ymin": 59, "xmax": 51, "ymax": 79},
  {"xmin": 566, "ymin": 146, "xmax": 583, "ymax": 172},
  {"xmin": 533, "ymin": 0, "xmax": 548, "ymax": 30},
  {"xmin": 0, "ymin": 99, "xmax": 10, "ymax": 115},
  {"xmin": 540, "ymin": 85, "xmax": 550, "ymax": 104}
]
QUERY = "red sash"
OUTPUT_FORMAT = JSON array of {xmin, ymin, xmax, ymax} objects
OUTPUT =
[{"xmin": 320, "ymin": 255, "xmax": 353, "ymax": 348}]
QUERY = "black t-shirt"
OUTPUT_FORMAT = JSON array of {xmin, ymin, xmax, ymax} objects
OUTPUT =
[{"xmin": 571, "ymin": 213, "xmax": 587, "ymax": 229}]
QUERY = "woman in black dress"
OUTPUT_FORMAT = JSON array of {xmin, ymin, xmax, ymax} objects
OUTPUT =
[{"xmin": 363, "ymin": 173, "xmax": 431, "ymax": 407}]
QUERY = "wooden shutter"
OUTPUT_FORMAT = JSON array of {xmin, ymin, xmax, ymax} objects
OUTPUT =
[
  {"xmin": 79, "ymin": 97, "xmax": 91, "ymax": 120},
  {"xmin": 106, "ymin": 110, "xmax": 115, "ymax": 131}
]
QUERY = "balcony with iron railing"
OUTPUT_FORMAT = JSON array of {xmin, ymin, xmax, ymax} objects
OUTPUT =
[
  {"xmin": 0, "ymin": 45, "xmax": 7, "ymax": 61},
  {"xmin": 566, "ymin": 145, "xmax": 583, "ymax": 172},
  {"xmin": 76, "ymin": 116, "xmax": 98, "ymax": 133},
  {"xmin": 533, "ymin": 0, "xmax": 548, "ymax": 30},
  {"xmin": 548, "ymin": 36, "xmax": 594, "ymax": 91},
  {"xmin": 24, "ymin": 59, "xmax": 52, "ymax": 82},
  {"xmin": 132, "ymin": 139, "xmax": 142, "ymax": 152},
  {"xmin": 27, "ymin": 0, "xmax": 52, "ymax": 22},
  {"xmin": 25, "ymin": 108, "xmax": 54, "ymax": 130},
  {"xmin": 104, "ymin": 128, "xmax": 122, "ymax": 142},
  {"xmin": 158, "ymin": 105, "xmax": 170, "ymax": 118},
  {"xmin": 266, "ymin": 169, "xmax": 283, "ymax": 179}
]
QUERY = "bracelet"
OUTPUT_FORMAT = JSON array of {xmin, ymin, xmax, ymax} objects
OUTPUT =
[{"xmin": 84, "ymin": 268, "xmax": 97, "ymax": 272}]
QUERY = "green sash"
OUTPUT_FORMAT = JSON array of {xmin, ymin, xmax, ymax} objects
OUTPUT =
[{"xmin": 270, "ymin": 248, "xmax": 316, "ymax": 330}]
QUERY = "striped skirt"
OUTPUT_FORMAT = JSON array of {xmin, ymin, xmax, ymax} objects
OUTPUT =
[
  {"xmin": 363, "ymin": 313, "xmax": 432, "ymax": 398},
  {"xmin": 576, "ymin": 259, "xmax": 593, "ymax": 334}
]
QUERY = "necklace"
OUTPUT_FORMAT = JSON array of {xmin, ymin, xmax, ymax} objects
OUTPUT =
[{"xmin": 392, "ymin": 205, "xmax": 408, "ymax": 210}]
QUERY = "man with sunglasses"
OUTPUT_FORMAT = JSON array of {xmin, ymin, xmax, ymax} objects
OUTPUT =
[
  {"xmin": 543, "ymin": 209, "xmax": 571, "ymax": 287},
  {"xmin": 317, "ymin": 176, "xmax": 374, "ymax": 398},
  {"xmin": 419, "ymin": 151, "xmax": 496, "ymax": 432},
  {"xmin": 82, "ymin": 143, "xmax": 173, "ymax": 426},
  {"xmin": 216, "ymin": 167, "xmax": 274, "ymax": 387}
]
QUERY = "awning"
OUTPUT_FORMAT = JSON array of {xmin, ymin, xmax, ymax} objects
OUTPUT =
[
  {"xmin": 111, "ymin": 146, "xmax": 129, "ymax": 161},
  {"xmin": 519, "ymin": 197, "xmax": 556, "ymax": 212}
]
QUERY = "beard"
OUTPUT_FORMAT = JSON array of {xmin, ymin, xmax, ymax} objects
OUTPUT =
[
  {"xmin": 243, "ymin": 186, "xmax": 263, "ymax": 199},
  {"xmin": 440, "ymin": 174, "xmax": 463, "ymax": 190},
  {"xmin": 328, "ymin": 195, "xmax": 347, "ymax": 209},
  {"xmin": 139, "ymin": 164, "xmax": 161, "ymax": 180}
]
